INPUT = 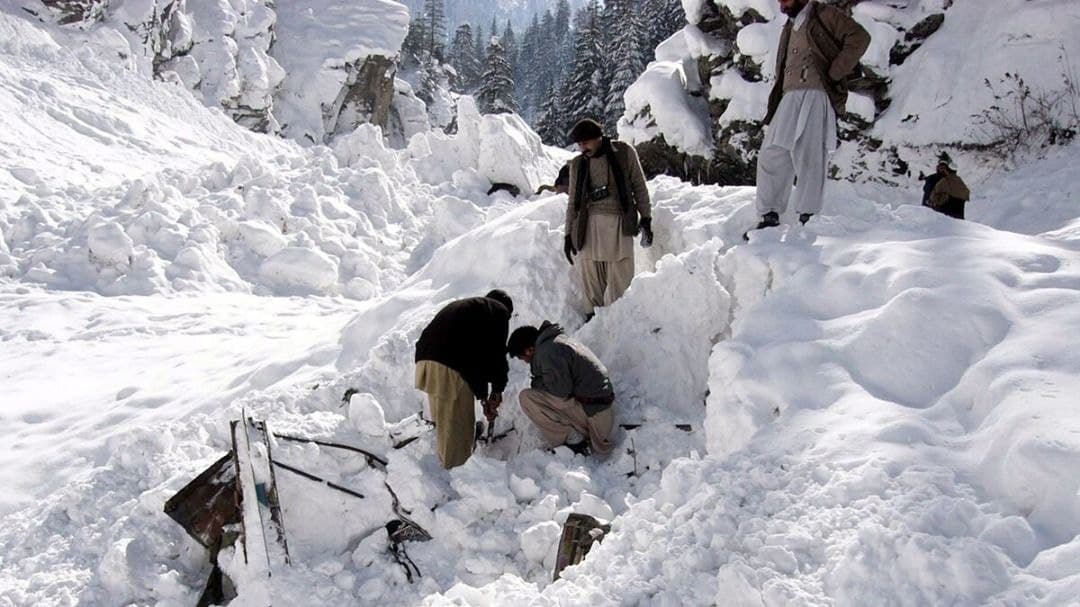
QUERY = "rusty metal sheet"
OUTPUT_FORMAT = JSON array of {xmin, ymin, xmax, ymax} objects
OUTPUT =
[{"xmin": 163, "ymin": 453, "xmax": 238, "ymax": 550}]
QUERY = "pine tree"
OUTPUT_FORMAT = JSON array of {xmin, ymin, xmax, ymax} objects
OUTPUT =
[
  {"xmin": 474, "ymin": 23, "xmax": 486, "ymax": 68},
  {"xmin": 555, "ymin": 0, "xmax": 572, "ymax": 40},
  {"xmin": 535, "ymin": 82, "xmax": 566, "ymax": 144},
  {"xmin": 501, "ymin": 20, "xmax": 518, "ymax": 82},
  {"xmin": 477, "ymin": 38, "xmax": 518, "ymax": 114},
  {"xmin": 643, "ymin": 0, "xmax": 685, "ymax": 51},
  {"xmin": 563, "ymin": 1, "xmax": 607, "ymax": 128},
  {"xmin": 448, "ymin": 24, "xmax": 481, "ymax": 92},
  {"xmin": 517, "ymin": 14, "xmax": 542, "ymax": 119},
  {"xmin": 401, "ymin": 16, "xmax": 429, "ymax": 69},
  {"xmin": 421, "ymin": 0, "xmax": 447, "ymax": 61},
  {"xmin": 605, "ymin": 0, "xmax": 648, "ymax": 132}
]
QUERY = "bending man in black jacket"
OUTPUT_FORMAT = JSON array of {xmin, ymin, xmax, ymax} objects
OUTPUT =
[
  {"xmin": 507, "ymin": 321, "xmax": 615, "ymax": 456},
  {"xmin": 415, "ymin": 290, "xmax": 513, "ymax": 469}
]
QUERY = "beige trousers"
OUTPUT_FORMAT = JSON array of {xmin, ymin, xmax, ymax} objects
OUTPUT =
[
  {"xmin": 579, "ymin": 256, "xmax": 634, "ymax": 314},
  {"xmin": 518, "ymin": 388, "xmax": 614, "ymax": 455},
  {"xmin": 415, "ymin": 360, "xmax": 475, "ymax": 469}
]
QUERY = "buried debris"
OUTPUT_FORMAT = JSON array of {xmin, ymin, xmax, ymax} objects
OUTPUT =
[
  {"xmin": 164, "ymin": 453, "xmax": 238, "ymax": 551},
  {"xmin": 552, "ymin": 513, "xmax": 611, "ymax": 581},
  {"xmin": 165, "ymin": 416, "xmax": 434, "ymax": 602}
]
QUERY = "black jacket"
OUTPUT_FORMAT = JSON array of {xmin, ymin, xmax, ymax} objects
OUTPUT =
[
  {"xmin": 922, "ymin": 173, "xmax": 943, "ymax": 206},
  {"xmin": 415, "ymin": 296, "xmax": 510, "ymax": 400}
]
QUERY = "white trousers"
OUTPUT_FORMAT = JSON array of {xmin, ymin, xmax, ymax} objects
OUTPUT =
[{"xmin": 755, "ymin": 90, "xmax": 835, "ymax": 216}]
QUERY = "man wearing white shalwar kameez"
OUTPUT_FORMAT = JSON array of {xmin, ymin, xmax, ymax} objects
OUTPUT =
[{"xmin": 750, "ymin": 0, "xmax": 870, "ymax": 235}]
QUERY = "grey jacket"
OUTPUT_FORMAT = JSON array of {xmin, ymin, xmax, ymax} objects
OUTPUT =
[{"xmin": 530, "ymin": 321, "xmax": 614, "ymax": 415}]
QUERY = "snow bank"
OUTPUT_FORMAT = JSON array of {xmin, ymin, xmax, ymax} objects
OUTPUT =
[
  {"xmin": 0, "ymin": 10, "xmax": 286, "ymax": 194},
  {"xmin": 875, "ymin": 0, "xmax": 1080, "ymax": 146}
]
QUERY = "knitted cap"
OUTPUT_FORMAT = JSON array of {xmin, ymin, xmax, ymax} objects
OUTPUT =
[{"xmin": 568, "ymin": 119, "xmax": 604, "ymax": 143}]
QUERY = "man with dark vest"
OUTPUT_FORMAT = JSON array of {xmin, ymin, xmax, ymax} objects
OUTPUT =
[
  {"xmin": 507, "ymin": 322, "xmax": 615, "ymax": 456},
  {"xmin": 928, "ymin": 161, "xmax": 971, "ymax": 219},
  {"xmin": 414, "ymin": 290, "xmax": 513, "ymax": 469},
  {"xmin": 564, "ymin": 119, "xmax": 653, "ymax": 319},
  {"xmin": 747, "ymin": 0, "xmax": 870, "ymax": 237}
]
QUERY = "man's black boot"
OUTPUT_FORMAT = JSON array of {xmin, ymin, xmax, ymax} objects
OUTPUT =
[
  {"xmin": 743, "ymin": 211, "xmax": 780, "ymax": 241},
  {"xmin": 799, "ymin": 213, "xmax": 813, "ymax": 225}
]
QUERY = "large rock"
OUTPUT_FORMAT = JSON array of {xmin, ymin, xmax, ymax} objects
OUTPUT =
[{"xmin": 326, "ymin": 56, "xmax": 397, "ymax": 139}]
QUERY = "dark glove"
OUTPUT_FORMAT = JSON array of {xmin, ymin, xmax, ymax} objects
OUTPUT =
[
  {"xmin": 564, "ymin": 234, "xmax": 576, "ymax": 265},
  {"xmin": 639, "ymin": 217, "xmax": 654, "ymax": 248}
]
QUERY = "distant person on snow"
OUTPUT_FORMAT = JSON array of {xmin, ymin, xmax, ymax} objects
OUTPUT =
[
  {"xmin": 414, "ymin": 290, "xmax": 513, "ymax": 469},
  {"xmin": 928, "ymin": 162, "xmax": 971, "ymax": 219},
  {"xmin": 919, "ymin": 162, "xmax": 946, "ymax": 208},
  {"xmin": 746, "ymin": 0, "xmax": 870, "ymax": 238},
  {"xmin": 564, "ymin": 119, "xmax": 653, "ymax": 320},
  {"xmin": 507, "ymin": 322, "xmax": 615, "ymax": 456}
]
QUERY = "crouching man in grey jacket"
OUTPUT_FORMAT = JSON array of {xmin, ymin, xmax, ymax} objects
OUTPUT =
[{"xmin": 507, "ymin": 322, "xmax": 614, "ymax": 455}]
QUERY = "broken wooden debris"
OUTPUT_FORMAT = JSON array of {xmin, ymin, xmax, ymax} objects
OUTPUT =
[
  {"xmin": 553, "ymin": 513, "xmax": 611, "ymax": 581},
  {"xmin": 231, "ymin": 417, "xmax": 291, "ymax": 574}
]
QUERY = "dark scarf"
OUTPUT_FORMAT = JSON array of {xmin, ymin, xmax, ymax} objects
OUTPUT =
[{"xmin": 572, "ymin": 137, "xmax": 631, "ymax": 213}]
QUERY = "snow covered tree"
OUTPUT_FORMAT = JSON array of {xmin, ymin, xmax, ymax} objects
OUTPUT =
[
  {"xmin": 518, "ymin": 13, "xmax": 543, "ymax": 119},
  {"xmin": 535, "ymin": 82, "xmax": 566, "ymax": 144},
  {"xmin": 477, "ymin": 38, "xmax": 518, "ymax": 114},
  {"xmin": 421, "ymin": 0, "xmax": 447, "ymax": 61},
  {"xmin": 563, "ymin": 1, "xmax": 607, "ymax": 128},
  {"xmin": 474, "ymin": 23, "xmax": 486, "ymax": 68},
  {"xmin": 448, "ymin": 24, "xmax": 481, "ymax": 92},
  {"xmin": 605, "ymin": 0, "xmax": 648, "ymax": 132},
  {"xmin": 501, "ymin": 20, "xmax": 519, "ymax": 84},
  {"xmin": 401, "ymin": 17, "xmax": 428, "ymax": 69},
  {"xmin": 643, "ymin": 0, "xmax": 685, "ymax": 51},
  {"xmin": 555, "ymin": 0, "xmax": 572, "ymax": 37}
]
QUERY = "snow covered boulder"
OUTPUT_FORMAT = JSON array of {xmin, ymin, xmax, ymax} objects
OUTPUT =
[
  {"xmin": 408, "ymin": 96, "xmax": 565, "ymax": 194},
  {"xmin": 477, "ymin": 112, "xmax": 557, "ymax": 195},
  {"xmin": 258, "ymin": 246, "xmax": 338, "ymax": 295},
  {"xmin": 271, "ymin": 0, "xmax": 410, "ymax": 144},
  {"xmin": 236, "ymin": 221, "xmax": 287, "ymax": 258},
  {"xmin": 348, "ymin": 392, "xmax": 386, "ymax": 437},
  {"xmin": 87, "ymin": 221, "xmax": 134, "ymax": 267}
]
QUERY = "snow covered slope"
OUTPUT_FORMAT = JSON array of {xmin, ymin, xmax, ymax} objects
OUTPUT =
[{"xmin": 2, "ymin": 3, "xmax": 1080, "ymax": 607}]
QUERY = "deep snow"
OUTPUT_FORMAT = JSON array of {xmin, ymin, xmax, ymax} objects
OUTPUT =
[{"xmin": 2, "ymin": 2, "xmax": 1080, "ymax": 606}]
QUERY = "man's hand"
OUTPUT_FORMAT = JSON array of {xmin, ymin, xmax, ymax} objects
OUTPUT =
[
  {"xmin": 639, "ymin": 217, "xmax": 654, "ymax": 248},
  {"xmin": 563, "ymin": 235, "xmax": 577, "ymax": 265}
]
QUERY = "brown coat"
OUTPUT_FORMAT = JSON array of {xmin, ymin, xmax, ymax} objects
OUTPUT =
[
  {"xmin": 930, "ymin": 173, "xmax": 970, "ymax": 207},
  {"xmin": 565, "ymin": 139, "xmax": 651, "ymax": 250},
  {"xmin": 765, "ymin": 1, "xmax": 871, "ymax": 124}
]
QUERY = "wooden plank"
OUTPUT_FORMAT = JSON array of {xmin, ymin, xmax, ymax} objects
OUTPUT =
[{"xmin": 232, "ymin": 415, "xmax": 291, "ymax": 577}]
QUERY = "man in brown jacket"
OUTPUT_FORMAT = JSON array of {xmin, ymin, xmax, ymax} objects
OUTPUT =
[
  {"xmin": 747, "ymin": 0, "xmax": 870, "ymax": 237},
  {"xmin": 929, "ymin": 162, "xmax": 971, "ymax": 219},
  {"xmin": 564, "ymin": 119, "xmax": 653, "ymax": 319}
]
